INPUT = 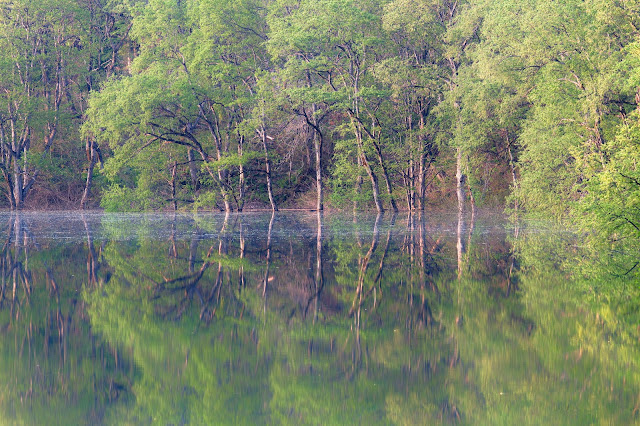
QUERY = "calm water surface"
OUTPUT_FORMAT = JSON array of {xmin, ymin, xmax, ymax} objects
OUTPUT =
[{"xmin": 0, "ymin": 211, "xmax": 639, "ymax": 424}]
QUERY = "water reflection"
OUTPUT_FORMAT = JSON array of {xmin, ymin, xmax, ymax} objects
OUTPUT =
[
  {"xmin": 0, "ymin": 213, "xmax": 133, "ymax": 425},
  {"xmin": 0, "ymin": 211, "xmax": 637, "ymax": 424}
]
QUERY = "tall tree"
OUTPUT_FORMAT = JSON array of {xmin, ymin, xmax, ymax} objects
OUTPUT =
[
  {"xmin": 268, "ymin": 0, "xmax": 398, "ymax": 213},
  {"xmin": 83, "ymin": 0, "xmax": 271, "ymax": 212},
  {"xmin": 507, "ymin": 0, "xmax": 638, "ymax": 217},
  {"xmin": 80, "ymin": 0, "xmax": 135, "ymax": 208},
  {"xmin": 0, "ymin": 0, "xmax": 89, "ymax": 208}
]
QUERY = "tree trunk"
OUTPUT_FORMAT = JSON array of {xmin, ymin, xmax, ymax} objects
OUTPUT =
[
  {"xmin": 304, "ymin": 71, "xmax": 324, "ymax": 212},
  {"xmin": 457, "ymin": 207, "xmax": 465, "ymax": 279},
  {"xmin": 418, "ymin": 144, "xmax": 427, "ymax": 211},
  {"xmin": 311, "ymin": 104, "xmax": 324, "ymax": 211},
  {"xmin": 350, "ymin": 70, "xmax": 382, "ymax": 213},
  {"xmin": 354, "ymin": 155, "xmax": 363, "ymax": 214},
  {"xmin": 219, "ymin": 171, "xmax": 231, "ymax": 212},
  {"xmin": 170, "ymin": 161, "xmax": 178, "ymax": 211},
  {"xmin": 361, "ymin": 149, "xmax": 383, "ymax": 213},
  {"xmin": 81, "ymin": 139, "xmax": 99, "ymax": 208},
  {"xmin": 199, "ymin": 104, "xmax": 231, "ymax": 212},
  {"xmin": 404, "ymin": 166, "xmax": 412, "ymax": 211},
  {"xmin": 13, "ymin": 160, "xmax": 22, "ymax": 210},
  {"xmin": 81, "ymin": 155, "xmax": 95, "ymax": 209},
  {"xmin": 259, "ymin": 126, "xmax": 277, "ymax": 212},
  {"xmin": 187, "ymin": 148, "xmax": 199, "ymax": 193},
  {"xmin": 456, "ymin": 147, "xmax": 465, "ymax": 214},
  {"xmin": 371, "ymin": 138, "xmax": 398, "ymax": 212},
  {"xmin": 314, "ymin": 130, "xmax": 323, "ymax": 211},
  {"xmin": 506, "ymin": 132, "xmax": 519, "ymax": 212},
  {"xmin": 237, "ymin": 134, "xmax": 245, "ymax": 212},
  {"xmin": 353, "ymin": 124, "xmax": 383, "ymax": 213}
]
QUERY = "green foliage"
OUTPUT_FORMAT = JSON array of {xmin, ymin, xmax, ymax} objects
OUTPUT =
[
  {"xmin": 0, "ymin": 0, "xmax": 638, "ymax": 247},
  {"xmin": 101, "ymin": 183, "xmax": 154, "ymax": 211},
  {"xmin": 578, "ymin": 115, "xmax": 640, "ymax": 242},
  {"xmin": 1, "ymin": 212, "xmax": 639, "ymax": 422},
  {"xmin": 0, "ymin": 236, "xmax": 133, "ymax": 424}
]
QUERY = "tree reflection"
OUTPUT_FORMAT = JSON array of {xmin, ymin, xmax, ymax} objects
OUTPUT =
[
  {"xmin": 0, "ymin": 211, "xmax": 624, "ymax": 424},
  {"xmin": 0, "ymin": 213, "xmax": 132, "ymax": 424}
]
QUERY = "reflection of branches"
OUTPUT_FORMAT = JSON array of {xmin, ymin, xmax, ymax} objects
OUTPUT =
[
  {"xmin": 82, "ymin": 214, "xmax": 102, "ymax": 287},
  {"xmin": 507, "ymin": 229, "xmax": 519, "ymax": 297},
  {"xmin": 419, "ymin": 213, "xmax": 441, "ymax": 295},
  {"xmin": 239, "ymin": 216, "xmax": 246, "ymax": 290},
  {"xmin": 152, "ymin": 249, "xmax": 215, "ymax": 321},
  {"xmin": 45, "ymin": 266, "xmax": 67, "ymax": 362},
  {"xmin": 349, "ymin": 214, "xmax": 393, "ymax": 316},
  {"xmin": 261, "ymin": 212, "xmax": 275, "ymax": 316},
  {"xmin": 457, "ymin": 210, "xmax": 466, "ymax": 279},
  {"xmin": 151, "ymin": 212, "xmax": 240, "ymax": 324},
  {"xmin": 303, "ymin": 211, "xmax": 324, "ymax": 322},
  {"xmin": 0, "ymin": 215, "xmax": 35, "ymax": 314},
  {"xmin": 622, "ymin": 261, "xmax": 639, "ymax": 276},
  {"xmin": 349, "ymin": 214, "xmax": 381, "ymax": 317}
]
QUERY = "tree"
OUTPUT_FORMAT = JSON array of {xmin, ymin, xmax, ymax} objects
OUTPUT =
[
  {"xmin": 507, "ymin": 0, "xmax": 638, "ymax": 218},
  {"xmin": 0, "ymin": 0, "xmax": 90, "ymax": 208},
  {"xmin": 83, "ymin": 0, "xmax": 272, "ymax": 212},
  {"xmin": 80, "ymin": 0, "xmax": 135, "ymax": 208},
  {"xmin": 268, "ymin": 0, "xmax": 398, "ymax": 213}
]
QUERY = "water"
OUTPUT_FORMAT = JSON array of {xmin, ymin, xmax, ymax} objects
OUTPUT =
[{"xmin": 0, "ymin": 211, "xmax": 638, "ymax": 424}]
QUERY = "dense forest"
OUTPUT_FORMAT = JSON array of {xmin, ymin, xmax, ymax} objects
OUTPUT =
[{"xmin": 0, "ymin": 0, "xmax": 638, "ymax": 237}]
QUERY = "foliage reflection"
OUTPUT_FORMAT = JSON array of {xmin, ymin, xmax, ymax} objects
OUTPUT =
[{"xmin": 0, "ymin": 212, "xmax": 638, "ymax": 424}]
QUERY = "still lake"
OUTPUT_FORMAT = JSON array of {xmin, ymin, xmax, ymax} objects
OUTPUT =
[{"xmin": 0, "ymin": 210, "xmax": 639, "ymax": 424}]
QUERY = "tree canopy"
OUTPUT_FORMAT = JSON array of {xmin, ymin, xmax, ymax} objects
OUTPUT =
[{"xmin": 0, "ymin": 0, "xmax": 635, "ymax": 242}]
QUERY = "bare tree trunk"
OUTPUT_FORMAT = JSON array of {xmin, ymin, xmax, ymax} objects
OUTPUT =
[
  {"xmin": 456, "ymin": 147, "xmax": 465, "ymax": 214},
  {"xmin": 13, "ymin": 158, "xmax": 22, "ymax": 209},
  {"xmin": 404, "ymin": 166, "xmax": 412, "ymax": 211},
  {"xmin": 237, "ymin": 134, "xmax": 245, "ymax": 212},
  {"xmin": 11, "ymin": 117, "xmax": 23, "ymax": 209},
  {"xmin": 81, "ymin": 156, "xmax": 96, "ymax": 209},
  {"xmin": 457, "ymin": 208, "xmax": 465, "ymax": 279},
  {"xmin": 354, "ymin": 124, "xmax": 383, "ymax": 213},
  {"xmin": 371, "ymin": 138, "xmax": 398, "ymax": 212},
  {"xmin": 350, "ymin": 70, "xmax": 382, "ymax": 213},
  {"xmin": 0, "ymin": 126, "xmax": 13, "ymax": 209},
  {"xmin": 418, "ymin": 149, "xmax": 427, "ymax": 211},
  {"xmin": 348, "ymin": 111, "xmax": 392, "ymax": 212},
  {"xmin": 170, "ymin": 161, "xmax": 178, "ymax": 211},
  {"xmin": 417, "ymin": 110, "xmax": 427, "ymax": 211},
  {"xmin": 199, "ymin": 104, "xmax": 231, "ymax": 212},
  {"xmin": 259, "ymin": 126, "xmax": 277, "ymax": 212},
  {"xmin": 81, "ymin": 139, "xmax": 100, "ymax": 208},
  {"xmin": 362, "ymin": 149, "xmax": 383, "ymax": 213},
  {"xmin": 354, "ymin": 154, "xmax": 363, "ymax": 214},
  {"xmin": 506, "ymin": 132, "xmax": 519, "ymax": 212},
  {"xmin": 187, "ymin": 148, "xmax": 199, "ymax": 193},
  {"xmin": 406, "ymin": 118, "xmax": 414, "ymax": 210},
  {"xmin": 311, "ymin": 107, "xmax": 323, "ymax": 211}
]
